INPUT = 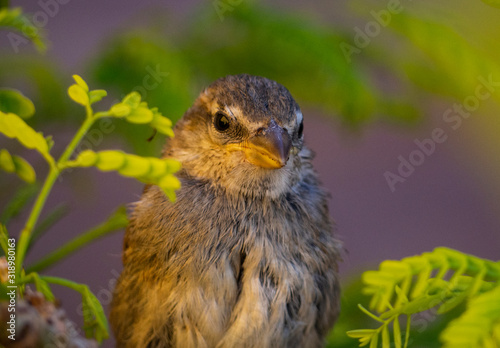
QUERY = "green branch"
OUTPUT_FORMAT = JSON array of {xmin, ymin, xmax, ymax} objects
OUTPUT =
[
  {"xmin": 27, "ymin": 206, "xmax": 128, "ymax": 273},
  {"xmin": 40, "ymin": 275, "xmax": 109, "ymax": 342},
  {"xmin": 348, "ymin": 248, "xmax": 500, "ymax": 347},
  {"xmin": 15, "ymin": 116, "xmax": 96, "ymax": 279}
]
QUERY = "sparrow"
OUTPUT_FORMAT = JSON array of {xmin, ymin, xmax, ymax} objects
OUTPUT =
[{"xmin": 110, "ymin": 74, "xmax": 342, "ymax": 348}]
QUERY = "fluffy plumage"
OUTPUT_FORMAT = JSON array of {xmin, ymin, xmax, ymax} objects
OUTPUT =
[{"xmin": 110, "ymin": 74, "xmax": 342, "ymax": 348}]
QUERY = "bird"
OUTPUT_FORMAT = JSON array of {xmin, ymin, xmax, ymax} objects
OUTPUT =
[{"xmin": 110, "ymin": 74, "xmax": 342, "ymax": 348}]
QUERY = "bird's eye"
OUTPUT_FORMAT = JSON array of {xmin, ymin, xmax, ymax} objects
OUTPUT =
[
  {"xmin": 214, "ymin": 112, "xmax": 231, "ymax": 132},
  {"xmin": 297, "ymin": 121, "xmax": 304, "ymax": 138}
]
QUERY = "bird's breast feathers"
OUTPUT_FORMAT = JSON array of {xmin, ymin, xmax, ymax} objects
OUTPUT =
[{"xmin": 126, "ymin": 172, "xmax": 340, "ymax": 347}]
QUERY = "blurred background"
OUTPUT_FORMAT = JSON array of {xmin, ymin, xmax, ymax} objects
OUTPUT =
[{"xmin": 1, "ymin": 0, "xmax": 499, "ymax": 346}]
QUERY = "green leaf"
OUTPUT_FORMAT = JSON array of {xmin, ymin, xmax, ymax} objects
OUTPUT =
[
  {"xmin": 64, "ymin": 150, "xmax": 181, "ymax": 202},
  {"xmin": 126, "ymin": 106, "xmax": 154, "ymax": 124},
  {"xmin": 122, "ymin": 92, "xmax": 141, "ymax": 108},
  {"xmin": 69, "ymin": 150, "xmax": 98, "ymax": 167},
  {"xmin": 437, "ymin": 287, "xmax": 469, "ymax": 314},
  {"xmin": 31, "ymin": 273, "xmax": 55, "ymax": 302},
  {"xmin": 346, "ymin": 329, "xmax": 378, "ymax": 338},
  {"xmin": 118, "ymin": 155, "xmax": 151, "ymax": 177},
  {"xmin": 369, "ymin": 331, "xmax": 378, "ymax": 348},
  {"xmin": 0, "ymin": 183, "xmax": 38, "ymax": 224},
  {"xmin": 89, "ymin": 89, "xmax": 107, "ymax": 105},
  {"xmin": 90, "ymin": 151, "xmax": 125, "ymax": 171},
  {"xmin": 0, "ymin": 89, "xmax": 35, "ymax": 119},
  {"xmin": 0, "ymin": 7, "xmax": 46, "ymax": 52},
  {"xmin": 110, "ymin": 103, "xmax": 131, "ymax": 117},
  {"xmin": 68, "ymin": 84, "xmax": 89, "ymax": 106},
  {"xmin": 0, "ymin": 149, "xmax": 36, "ymax": 183},
  {"xmin": 441, "ymin": 286, "xmax": 500, "ymax": 347},
  {"xmin": 68, "ymin": 76, "xmax": 109, "ymax": 107},
  {"xmin": 72, "ymin": 75, "xmax": 89, "ymax": 92},
  {"xmin": 404, "ymin": 315, "xmax": 411, "ymax": 348},
  {"xmin": 11, "ymin": 154, "xmax": 36, "ymax": 183},
  {"xmin": 162, "ymin": 188, "xmax": 177, "ymax": 202},
  {"xmin": 0, "ymin": 111, "xmax": 52, "ymax": 161},
  {"xmin": 106, "ymin": 93, "xmax": 175, "ymax": 138},
  {"xmin": 0, "ymin": 224, "xmax": 9, "ymax": 256},
  {"xmin": 27, "ymin": 207, "xmax": 128, "ymax": 273},
  {"xmin": 0, "ymin": 148, "xmax": 15, "ymax": 172},
  {"xmin": 41, "ymin": 276, "xmax": 109, "ymax": 342},
  {"xmin": 382, "ymin": 325, "xmax": 390, "ymax": 348},
  {"xmin": 151, "ymin": 112, "xmax": 174, "ymax": 137},
  {"xmin": 81, "ymin": 286, "xmax": 108, "ymax": 342},
  {"xmin": 158, "ymin": 174, "xmax": 181, "ymax": 190},
  {"xmin": 393, "ymin": 316, "xmax": 402, "ymax": 348},
  {"xmin": 350, "ymin": 248, "xmax": 500, "ymax": 347}
]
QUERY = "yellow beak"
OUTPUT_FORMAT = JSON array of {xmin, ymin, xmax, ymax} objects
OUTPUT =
[{"xmin": 243, "ymin": 120, "xmax": 292, "ymax": 169}]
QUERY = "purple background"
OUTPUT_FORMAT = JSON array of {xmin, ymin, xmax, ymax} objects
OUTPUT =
[{"xmin": 1, "ymin": 0, "xmax": 499, "ymax": 346}]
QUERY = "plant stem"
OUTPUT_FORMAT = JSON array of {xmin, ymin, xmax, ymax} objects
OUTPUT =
[
  {"xmin": 18, "ymin": 272, "xmax": 55, "ymax": 301},
  {"xmin": 41, "ymin": 275, "xmax": 85, "ymax": 291},
  {"xmin": 16, "ymin": 116, "xmax": 96, "ymax": 279},
  {"xmin": 16, "ymin": 166, "xmax": 58, "ymax": 278},
  {"xmin": 58, "ymin": 114, "xmax": 95, "ymax": 164}
]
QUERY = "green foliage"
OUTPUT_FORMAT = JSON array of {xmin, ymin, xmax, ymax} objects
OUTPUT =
[
  {"xmin": 0, "ymin": 7, "xmax": 45, "ymax": 52},
  {"xmin": 65, "ymin": 151, "xmax": 180, "ymax": 201},
  {"xmin": 108, "ymin": 92, "xmax": 175, "ymax": 137},
  {"xmin": 387, "ymin": 12, "xmax": 500, "ymax": 102},
  {"xmin": 0, "ymin": 148, "xmax": 36, "ymax": 183},
  {"xmin": 93, "ymin": 32, "xmax": 192, "ymax": 121},
  {"xmin": 27, "ymin": 207, "xmax": 128, "ymax": 273},
  {"xmin": 0, "ymin": 88, "xmax": 35, "ymax": 118},
  {"xmin": 347, "ymin": 248, "xmax": 500, "ymax": 347},
  {"xmin": 0, "ymin": 224, "xmax": 9, "ymax": 256},
  {"xmin": 89, "ymin": 0, "xmax": 500, "ymax": 152},
  {"xmin": 18, "ymin": 272, "xmax": 55, "ymax": 302},
  {"xmin": 92, "ymin": 31, "xmax": 192, "ymax": 154},
  {"xmin": 441, "ymin": 286, "xmax": 500, "ymax": 347},
  {"xmin": 0, "ymin": 183, "xmax": 38, "ymax": 225},
  {"xmin": 2, "ymin": 2, "xmax": 499, "ymax": 346},
  {"xmin": 40, "ymin": 276, "xmax": 109, "ymax": 342},
  {"xmin": 0, "ymin": 75, "xmax": 180, "ymax": 342},
  {"xmin": 183, "ymin": 1, "xmax": 420, "ymax": 127},
  {"xmin": 92, "ymin": 2, "xmax": 419, "ymax": 134},
  {"xmin": 0, "ymin": 56, "xmax": 68, "ymax": 125},
  {"xmin": 0, "ymin": 110, "xmax": 54, "ymax": 164},
  {"xmin": 1, "ymin": 0, "xmax": 496, "ymax": 159}
]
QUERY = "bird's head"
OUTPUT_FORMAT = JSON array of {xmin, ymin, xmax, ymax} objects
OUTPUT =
[{"xmin": 166, "ymin": 74, "xmax": 309, "ymax": 198}]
